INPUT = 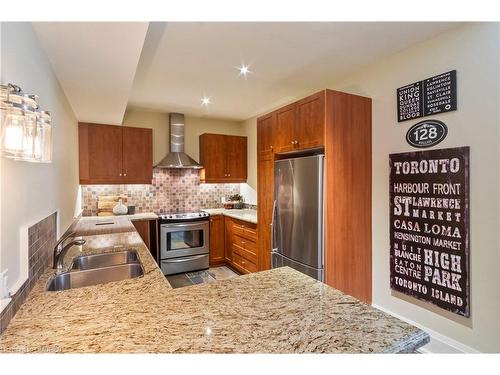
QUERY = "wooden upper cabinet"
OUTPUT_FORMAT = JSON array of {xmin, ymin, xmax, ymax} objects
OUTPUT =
[
  {"xmin": 79, "ymin": 123, "xmax": 123, "ymax": 184},
  {"xmin": 79, "ymin": 123, "xmax": 153, "ymax": 185},
  {"xmin": 295, "ymin": 91, "xmax": 325, "ymax": 149},
  {"xmin": 199, "ymin": 133, "xmax": 247, "ymax": 183},
  {"xmin": 199, "ymin": 133, "xmax": 226, "ymax": 181},
  {"xmin": 275, "ymin": 103, "xmax": 296, "ymax": 153},
  {"xmin": 257, "ymin": 112, "xmax": 276, "ymax": 155},
  {"xmin": 225, "ymin": 135, "xmax": 247, "ymax": 181},
  {"xmin": 122, "ymin": 126, "xmax": 153, "ymax": 184}
]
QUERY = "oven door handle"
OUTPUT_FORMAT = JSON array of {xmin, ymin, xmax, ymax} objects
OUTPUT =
[
  {"xmin": 162, "ymin": 254, "xmax": 207, "ymax": 263},
  {"xmin": 161, "ymin": 222, "xmax": 207, "ymax": 229}
]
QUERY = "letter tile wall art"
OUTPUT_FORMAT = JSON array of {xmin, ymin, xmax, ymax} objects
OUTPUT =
[{"xmin": 389, "ymin": 147, "xmax": 470, "ymax": 317}]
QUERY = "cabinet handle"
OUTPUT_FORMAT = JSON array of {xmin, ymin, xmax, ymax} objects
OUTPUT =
[
  {"xmin": 291, "ymin": 141, "xmax": 294, "ymax": 145},
  {"xmin": 124, "ymin": 173, "xmax": 127, "ymax": 176},
  {"xmin": 119, "ymin": 173, "xmax": 122, "ymax": 176},
  {"xmin": 228, "ymin": 174, "xmax": 231, "ymax": 177}
]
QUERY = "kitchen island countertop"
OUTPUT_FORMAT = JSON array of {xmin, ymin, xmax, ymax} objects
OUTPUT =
[{"xmin": 0, "ymin": 217, "xmax": 428, "ymax": 353}]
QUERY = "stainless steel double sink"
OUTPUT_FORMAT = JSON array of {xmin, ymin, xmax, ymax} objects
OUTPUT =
[{"xmin": 46, "ymin": 250, "xmax": 144, "ymax": 291}]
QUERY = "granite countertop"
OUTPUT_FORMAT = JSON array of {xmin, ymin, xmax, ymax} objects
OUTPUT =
[
  {"xmin": 202, "ymin": 208, "xmax": 257, "ymax": 224},
  {"xmin": 74, "ymin": 212, "xmax": 158, "ymax": 236},
  {"xmin": 0, "ymin": 216, "xmax": 428, "ymax": 353}
]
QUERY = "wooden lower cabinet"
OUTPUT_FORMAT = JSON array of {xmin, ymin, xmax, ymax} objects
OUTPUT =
[
  {"xmin": 209, "ymin": 215, "xmax": 225, "ymax": 265},
  {"xmin": 132, "ymin": 219, "xmax": 159, "ymax": 263},
  {"xmin": 227, "ymin": 218, "xmax": 258, "ymax": 274},
  {"xmin": 224, "ymin": 216, "xmax": 234, "ymax": 264},
  {"xmin": 132, "ymin": 219, "xmax": 151, "ymax": 249},
  {"xmin": 208, "ymin": 215, "xmax": 259, "ymax": 274}
]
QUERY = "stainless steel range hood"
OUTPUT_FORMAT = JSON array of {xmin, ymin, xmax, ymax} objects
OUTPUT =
[{"xmin": 155, "ymin": 113, "xmax": 203, "ymax": 169}]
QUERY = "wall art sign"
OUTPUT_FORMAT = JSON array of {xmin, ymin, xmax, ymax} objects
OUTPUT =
[
  {"xmin": 389, "ymin": 146, "xmax": 470, "ymax": 317},
  {"xmin": 406, "ymin": 120, "xmax": 448, "ymax": 148},
  {"xmin": 397, "ymin": 70, "xmax": 457, "ymax": 122}
]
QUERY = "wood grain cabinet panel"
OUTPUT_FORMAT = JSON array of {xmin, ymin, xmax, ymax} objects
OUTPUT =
[
  {"xmin": 200, "ymin": 133, "xmax": 247, "ymax": 183},
  {"xmin": 257, "ymin": 112, "xmax": 276, "ymax": 156},
  {"xmin": 256, "ymin": 149, "xmax": 274, "ymax": 271},
  {"xmin": 225, "ymin": 135, "xmax": 247, "ymax": 181},
  {"xmin": 132, "ymin": 220, "xmax": 151, "ymax": 249},
  {"xmin": 295, "ymin": 91, "xmax": 325, "ymax": 149},
  {"xmin": 256, "ymin": 89, "xmax": 372, "ymax": 303},
  {"xmin": 79, "ymin": 123, "xmax": 153, "ymax": 184},
  {"xmin": 199, "ymin": 133, "xmax": 227, "ymax": 182},
  {"xmin": 275, "ymin": 103, "xmax": 296, "ymax": 153},
  {"xmin": 122, "ymin": 126, "xmax": 153, "ymax": 184},
  {"xmin": 209, "ymin": 215, "xmax": 225, "ymax": 266},
  {"xmin": 224, "ymin": 216, "xmax": 234, "ymax": 264},
  {"xmin": 79, "ymin": 123, "xmax": 123, "ymax": 184}
]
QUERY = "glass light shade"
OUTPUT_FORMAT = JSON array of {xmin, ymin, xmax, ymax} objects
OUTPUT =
[
  {"xmin": 32, "ymin": 111, "xmax": 52, "ymax": 163},
  {"xmin": 1, "ymin": 106, "xmax": 29, "ymax": 158}
]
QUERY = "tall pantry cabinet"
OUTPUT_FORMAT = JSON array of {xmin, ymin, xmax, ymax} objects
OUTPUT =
[{"xmin": 256, "ymin": 89, "xmax": 372, "ymax": 303}]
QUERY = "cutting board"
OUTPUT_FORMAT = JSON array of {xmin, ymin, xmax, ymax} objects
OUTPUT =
[{"xmin": 97, "ymin": 195, "xmax": 128, "ymax": 216}]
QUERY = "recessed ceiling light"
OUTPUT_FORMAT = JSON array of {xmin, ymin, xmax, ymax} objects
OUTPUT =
[
  {"xmin": 237, "ymin": 64, "xmax": 251, "ymax": 77},
  {"xmin": 201, "ymin": 96, "xmax": 211, "ymax": 106}
]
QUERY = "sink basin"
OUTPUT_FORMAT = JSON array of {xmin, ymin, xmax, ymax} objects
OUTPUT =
[
  {"xmin": 46, "ymin": 263, "xmax": 144, "ymax": 291},
  {"xmin": 71, "ymin": 250, "xmax": 140, "ymax": 270}
]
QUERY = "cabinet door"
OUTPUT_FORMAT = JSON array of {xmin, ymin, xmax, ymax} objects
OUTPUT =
[
  {"xmin": 294, "ymin": 91, "xmax": 325, "ymax": 150},
  {"xmin": 224, "ymin": 216, "xmax": 234, "ymax": 264},
  {"xmin": 257, "ymin": 112, "xmax": 276, "ymax": 156},
  {"xmin": 199, "ymin": 134, "xmax": 227, "ymax": 182},
  {"xmin": 225, "ymin": 135, "xmax": 247, "ymax": 181},
  {"xmin": 79, "ymin": 123, "xmax": 123, "ymax": 184},
  {"xmin": 275, "ymin": 103, "xmax": 296, "ymax": 153},
  {"xmin": 132, "ymin": 219, "xmax": 151, "ymax": 249},
  {"xmin": 209, "ymin": 215, "xmax": 225, "ymax": 265},
  {"xmin": 122, "ymin": 126, "xmax": 153, "ymax": 184},
  {"xmin": 257, "ymin": 151, "xmax": 274, "ymax": 271}
]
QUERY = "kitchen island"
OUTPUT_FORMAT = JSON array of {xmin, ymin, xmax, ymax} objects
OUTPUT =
[{"xmin": 0, "ymin": 217, "xmax": 428, "ymax": 353}]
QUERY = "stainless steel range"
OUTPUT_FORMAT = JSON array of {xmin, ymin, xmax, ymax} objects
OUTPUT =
[{"xmin": 158, "ymin": 212, "xmax": 210, "ymax": 275}]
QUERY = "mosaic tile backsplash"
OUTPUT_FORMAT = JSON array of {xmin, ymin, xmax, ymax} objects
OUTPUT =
[{"xmin": 82, "ymin": 168, "xmax": 241, "ymax": 216}]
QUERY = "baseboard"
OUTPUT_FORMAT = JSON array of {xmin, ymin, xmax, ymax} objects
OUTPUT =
[{"xmin": 372, "ymin": 303, "xmax": 480, "ymax": 353}]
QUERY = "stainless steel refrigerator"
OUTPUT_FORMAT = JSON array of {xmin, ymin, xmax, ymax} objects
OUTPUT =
[{"xmin": 272, "ymin": 154, "xmax": 324, "ymax": 281}]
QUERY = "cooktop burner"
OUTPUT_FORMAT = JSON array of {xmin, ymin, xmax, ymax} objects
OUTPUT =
[{"xmin": 159, "ymin": 211, "xmax": 209, "ymax": 222}]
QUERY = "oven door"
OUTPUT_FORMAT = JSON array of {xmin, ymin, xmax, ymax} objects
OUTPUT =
[{"xmin": 160, "ymin": 221, "xmax": 209, "ymax": 259}]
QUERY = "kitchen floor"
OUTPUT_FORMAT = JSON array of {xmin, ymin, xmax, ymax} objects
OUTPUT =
[{"xmin": 166, "ymin": 266, "xmax": 239, "ymax": 288}]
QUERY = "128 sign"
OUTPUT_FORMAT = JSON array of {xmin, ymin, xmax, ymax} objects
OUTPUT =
[{"xmin": 406, "ymin": 120, "xmax": 448, "ymax": 148}]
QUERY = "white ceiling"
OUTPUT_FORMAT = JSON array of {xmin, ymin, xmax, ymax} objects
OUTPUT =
[
  {"xmin": 129, "ymin": 22, "xmax": 460, "ymax": 121},
  {"xmin": 34, "ymin": 22, "xmax": 460, "ymax": 123},
  {"xmin": 33, "ymin": 22, "xmax": 149, "ymax": 124}
]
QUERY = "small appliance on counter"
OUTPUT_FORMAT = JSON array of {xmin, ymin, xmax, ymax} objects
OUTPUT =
[
  {"xmin": 97, "ymin": 195, "xmax": 128, "ymax": 216},
  {"xmin": 158, "ymin": 212, "xmax": 210, "ymax": 275}
]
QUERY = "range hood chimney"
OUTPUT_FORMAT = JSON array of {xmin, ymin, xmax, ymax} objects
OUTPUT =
[{"xmin": 155, "ymin": 113, "xmax": 202, "ymax": 169}]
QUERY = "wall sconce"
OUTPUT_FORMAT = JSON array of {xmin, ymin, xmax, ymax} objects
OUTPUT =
[{"xmin": 0, "ymin": 83, "xmax": 52, "ymax": 163}]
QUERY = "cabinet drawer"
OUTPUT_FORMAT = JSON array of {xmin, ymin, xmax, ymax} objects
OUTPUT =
[
  {"xmin": 233, "ymin": 239, "xmax": 257, "ymax": 264},
  {"xmin": 232, "ymin": 220, "xmax": 257, "ymax": 241},
  {"xmin": 233, "ymin": 252, "xmax": 258, "ymax": 274},
  {"xmin": 233, "ymin": 234, "xmax": 257, "ymax": 258}
]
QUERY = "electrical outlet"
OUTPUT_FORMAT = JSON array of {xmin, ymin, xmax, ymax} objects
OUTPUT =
[{"xmin": 0, "ymin": 269, "xmax": 8, "ymax": 298}]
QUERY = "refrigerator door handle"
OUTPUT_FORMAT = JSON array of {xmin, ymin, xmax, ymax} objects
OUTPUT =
[{"xmin": 270, "ymin": 199, "xmax": 278, "ymax": 252}]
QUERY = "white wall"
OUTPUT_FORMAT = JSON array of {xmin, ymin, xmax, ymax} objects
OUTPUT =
[
  {"xmin": 122, "ymin": 109, "xmax": 245, "ymax": 165},
  {"xmin": 328, "ymin": 23, "xmax": 500, "ymax": 352},
  {"xmin": 0, "ymin": 23, "xmax": 79, "ymax": 294}
]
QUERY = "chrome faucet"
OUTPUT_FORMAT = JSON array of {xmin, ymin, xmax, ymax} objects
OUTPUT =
[{"xmin": 53, "ymin": 232, "xmax": 86, "ymax": 272}]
